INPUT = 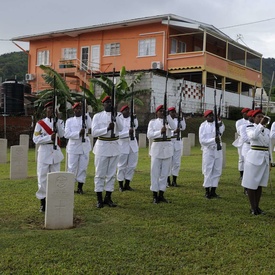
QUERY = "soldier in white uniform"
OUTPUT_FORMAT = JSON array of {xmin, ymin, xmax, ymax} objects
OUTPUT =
[
  {"xmin": 199, "ymin": 110, "xmax": 225, "ymax": 199},
  {"xmin": 64, "ymin": 102, "xmax": 92, "ymax": 194},
  {"xmin": 242, "ymin": 109, "xmax": 271, "ymax": 215},
  {"xmin": 233, "ymin": 108, "xmax": 250, "ymax": 179},
  {"xmin": 147, "ymin": 105, "xmax": 176, "ymax": 203},
  {"xmin": 116, "ymin": 105, "xmax": 139, "ymax": 192},
  {"xmin": 92, "ymin": 96, "xmax": 123, "ymax": 208},
  {"xmin": 167, "ymin": 106, "xmax": 186, "ymax": 187},
  {"xmin": 33, "ymin": 101, "xmax": 65, "ymax": 212}
]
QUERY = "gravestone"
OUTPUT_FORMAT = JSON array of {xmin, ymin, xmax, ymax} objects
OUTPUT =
[
  {"xmin": 139, "ymin": 133, "xmax": 147, "ymax": 148},
  {"xmin": 182, "ymin": 138, "xmax": 191, "ymax": 156},
  {"xmin": 10, "ymin": 145, "xmax": 28, "ymax": 179},
  {"xmin": 45, "ymin": 172, "xmax": 75, "ymax": 229},
  {"xmin": 188, "ymin": 133, "xmax": 195, "ymax": 147},
  {"xmin": 19, "ymin": 134, "xmax": 29, "ymax": 149},
  {"xmin": 0, "ymin": 138, "xmax": 7, "ymax": 163}
]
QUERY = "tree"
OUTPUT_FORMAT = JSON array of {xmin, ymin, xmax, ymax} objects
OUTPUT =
[{"xmin": 90, "ymin": 66, "xmax": 150, "ymax": 112}]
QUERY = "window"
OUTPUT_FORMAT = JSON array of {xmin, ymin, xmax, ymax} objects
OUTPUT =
[
  {"xmin": 62, "ymin": 48, "xmax": 77, "ymax": 60},
  {"xmin": 171, "ymin": 39, "xmax": 186, "ymax": 54},
  {"xmin": 104, "ymin": 43, "xmax": 120, "ymax": 56},
  {"xmin": 138, "ymin": 38, "xmax": 156, "ymax": 56},
  {"xmin": 37, "ymin": 50, "xmax": 49, "ymax": 65}
]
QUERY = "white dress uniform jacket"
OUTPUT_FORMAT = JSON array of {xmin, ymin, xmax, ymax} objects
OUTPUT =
[
  {"xmin": 199, "ymin": 120, "xmax": 225, "ymax": 188},
  {"xmin": 242, "ymin": 123, "xmax": 271, "ymax": 190}
]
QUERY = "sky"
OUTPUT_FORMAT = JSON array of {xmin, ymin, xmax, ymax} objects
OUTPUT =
[{"xmin": 1, "ymin": 0, "xmax": 275, "ymax": 58}]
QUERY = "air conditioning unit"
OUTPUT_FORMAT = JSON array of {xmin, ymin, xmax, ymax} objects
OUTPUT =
[
  {"xmin": 151, "ymin": 61, "xmax": 163, "ymax": 69},
  {"xmin": 25, "ymin": 74, "xmax": 35, "ymax": 81}
]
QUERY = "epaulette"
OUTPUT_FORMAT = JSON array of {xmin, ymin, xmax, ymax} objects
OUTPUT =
[{"xmin": 247, "ymin": 125, "xmax": 254, "ymax": 128}]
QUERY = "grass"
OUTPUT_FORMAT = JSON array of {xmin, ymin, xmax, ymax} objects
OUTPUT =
[{"xmin": 1, "ymin": 118, "xmax": 275, "ymax": 274}]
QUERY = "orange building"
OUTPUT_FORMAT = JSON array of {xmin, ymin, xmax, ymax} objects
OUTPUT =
[{"xmin": 12, "ymin": 14, "xmax": 262, "ymax": 95}]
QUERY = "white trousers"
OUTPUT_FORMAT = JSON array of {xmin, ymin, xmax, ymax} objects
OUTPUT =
[
  {"xmin": 117, "ymin": 150, "xmax": 138, "ymax": 181},
  {"xmin": 150, "ymin": 157, "xmax": 172, "ymax": 192},
  {"xmin": 67, "ymin": 152, "xmax": 89, "ymax": 183},
  {"xmin": 237, "ymin": 146, "xmax": 244, "ymax": 171},
  {"xmin": 36, "ymin": 162, "xmax": 61, "ymax": 200},
  {"xmin": 170, "ymin": 149, "xmax": 182, "ymax": 176},
  {"xmin": 202, "ymin": 148, "xmax": 223, "ymax": 188},
  {"xmin": 94, "ymin": 155, "xmax": 119, "ymax": 192}
]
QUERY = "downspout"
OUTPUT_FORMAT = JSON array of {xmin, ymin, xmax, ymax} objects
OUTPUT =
[{"xmin": 166, "ymin": 15, "xmax": 170, "ymax": 71}]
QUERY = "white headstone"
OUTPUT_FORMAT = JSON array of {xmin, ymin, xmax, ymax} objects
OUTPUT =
[
  {"xmin": 0, "ymin": 138, "xmax": 7, "ymax": 163},
  {"xmin": 222, "ymin": 142, "xmax": 226, "ymax": 168},
  {"xmin": 10, "ymin": 145, "xmax": 28, "ymax": 179},
  {"xmin": 45, "ymin": 172, "xmax": 75, "ymax": 230},
  {"xmin": 182, "ymin": 138, "xmax": 191, "ymax": 156},
  {"xmin": 139, "ymin": 133, "xmax": 147, "ymax": 148},
  {"xmin": 19, "ymin": 134, "xmax": 29, "ymax": 149},
  {"xmin": 188, "ymin": 133, "xmax": 195, "ymax": 147}
]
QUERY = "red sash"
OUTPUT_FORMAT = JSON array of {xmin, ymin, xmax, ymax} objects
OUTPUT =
[{"xmin": 38, "ymin": 120, "xmax": 61, "ymax": 146}]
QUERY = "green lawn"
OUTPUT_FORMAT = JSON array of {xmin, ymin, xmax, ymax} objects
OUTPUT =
[{"xmin": 1, "ymin": 119, "xmax": 275, "ymax": 274}]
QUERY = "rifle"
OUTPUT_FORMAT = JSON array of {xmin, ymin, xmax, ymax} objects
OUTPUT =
[
  {"xmin": 111, "ymin": 68, "xmax": 116, "ymax": 138},
  {"xmin": 218, "ymin": 92, "xmax": 222, "ymax": 118},
  {"xmin": 130, "ymin": 85, "xmax": 135, "ymax": 140},
  {"xmin": 177, "ymin": 80, "xmax": 183, "ymax": 141},
  {"xmin": 163, "ymin": 71, "xmax": 168, "ymax": 140},
  {"xmin": 214, "ymin": 81, "xmax": 222, "ymax": 151},
  {"xmin": 81, "ymin": 94, "xmax": 86, "ymax": 142},
  {"xmin": 52, "ymin": 76, "xmax": 58, "ymax": 150}
]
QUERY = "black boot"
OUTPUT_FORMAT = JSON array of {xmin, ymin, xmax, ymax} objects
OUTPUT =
[
  {"xmin": 172, "ymin": 175, "xmax": 178, "ymax": 187},
  {"xmin": 96, "ymin": 192, "xmax": 104, "ymax": 208},
  {"xmin": 104, "ymin": 191, "xmax": 117, "ymax": 207},
  {"xmin": 124, "ymin": 179, "xmax": 134, "ymax": 191},
  {"xmin": 158, "ymin": 190, "xmax": 169, "ymax": 203},
  {"xmin": 77, "ymin": 182, "xmax": 84, "ymax": 194},
  {"xmin": 205, "ymin": 187, "xmax": 211, "ymax": 199},
  {"xmin": 210, "ymin": 187, "xmax": 220, "ymax": 198},
  {"xmin": 40, "ymin": 198, "xmax": 46, "ymax": 212},
  {"xmin": 152, "ymin": 191, "xmax": 158, "ymax": 204},
  {"xmin": 167, "ymin": 176, "xmax": 171, "ymax": 187},
  {"xmin": 118, "ymin": 181, "xmax": 124, "ymax": 192}
]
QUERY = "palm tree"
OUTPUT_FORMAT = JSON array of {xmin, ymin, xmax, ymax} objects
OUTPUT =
[
  {"xmin": 90, "ymin": 66, "xmax": 150, "ymax": 112},
  {"xmin": 34, "ymin": 65, "xmax": 74, "ymax": 120}
]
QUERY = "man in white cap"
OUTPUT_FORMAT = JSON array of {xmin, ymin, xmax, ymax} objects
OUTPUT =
[{"xmin": 199, "ymin": 109, "xmax": 225, "ymax": 199}]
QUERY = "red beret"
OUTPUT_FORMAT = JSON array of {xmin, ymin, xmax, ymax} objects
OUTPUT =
[
  {"xmin": 101, "ymin": 96, "xmax": 111, "ymax": 103},
  {"xmin": 44, "ymin": 101, "xmax": 53, "ymax": 108},
  {"xmin": 246, "ymin": 110, "xmax": 254, "ymax": 117},
  {"xmin": 156, "ymin": 105, "xmax": 164, "ymax": 113},
  {"xmin": 168, "ymin": 107, "xmax": 176, "ymax": 112},
  {"xmin": 204, "ymin": 110, "xmax": 213, "ymax": 117},
  {"xmin": 120, "ymin": 105, "xmax": 129, "ymax": 112},
  {"xmin": 241, "ymin": 108, "xmax": 250, "ymax": 113},
  {"xmin": 252, "ymin": 109, "xmax": 263, "ymax": 117},
  {"xmin": 72, "ymin": 102, "xmax": 81, "ymax": 109}
]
